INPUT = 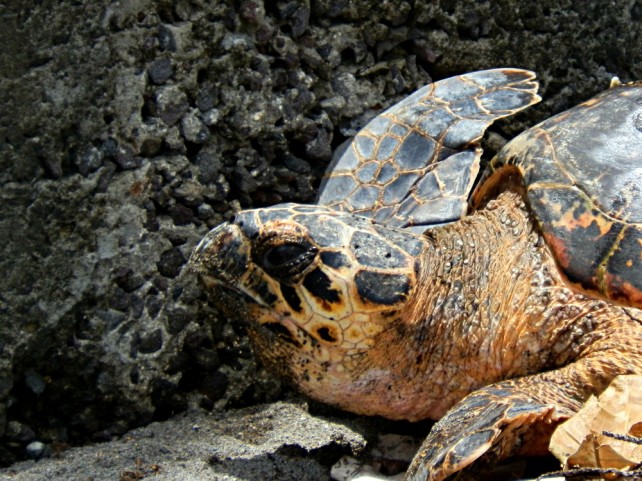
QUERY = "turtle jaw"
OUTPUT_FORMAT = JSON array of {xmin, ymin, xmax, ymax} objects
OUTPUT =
[
  {"xmin": 189, "ymin": 222, "xmax": 263, "ymax": 305},
  {"xmin": 191, "ymin": 222, "xmax": 247, "ymax": 283}
]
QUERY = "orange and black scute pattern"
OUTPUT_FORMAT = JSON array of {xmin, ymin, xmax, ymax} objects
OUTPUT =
[
  {"xmin": 191, "ymin": 203, "xmax": 428, "ymax": 361},
  {"xmin": 487, "ymin": 82, "xmax": 642, "ymax": 308}
]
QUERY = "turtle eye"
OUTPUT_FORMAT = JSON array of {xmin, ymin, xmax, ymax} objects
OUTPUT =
[
  {"xmin": 258, "ymin": 241, "xmax": 318, "ymax": 281},
  {"xmin": 265, "ymin": 243, "xmax": 307, "ymax": 266}
]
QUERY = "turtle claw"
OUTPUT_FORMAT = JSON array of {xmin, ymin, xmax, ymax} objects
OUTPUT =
[{"xmin": 406, "ymin": 383, "xmax": 564, "ymax": 481}]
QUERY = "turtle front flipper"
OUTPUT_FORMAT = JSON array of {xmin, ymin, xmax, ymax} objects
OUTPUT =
[
  {"xmin": 406, "ymin": 329, "xmax": 642, "ymax": 481},
  {"xmin": 405, "ymin": 379, "xmax": 572, "ymax": 481},
  {"xmin": 317, "ymin": 68, "xmax": 540, "ymax": 231}
]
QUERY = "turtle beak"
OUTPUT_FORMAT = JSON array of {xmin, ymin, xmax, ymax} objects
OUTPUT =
[{"xmin": 189, "ymin": 222, "xmax": 249, "ymax": 287}]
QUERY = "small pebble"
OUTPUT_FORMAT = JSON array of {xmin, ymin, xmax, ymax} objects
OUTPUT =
[{"xmin": 26, "ymin": 441, "xmax": 50, "ymax": 460}]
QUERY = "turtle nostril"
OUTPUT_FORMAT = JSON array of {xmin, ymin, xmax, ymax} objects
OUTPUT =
[{"xmin": 263, "ymin": 323, "xmax": 301, "ymax": 347}]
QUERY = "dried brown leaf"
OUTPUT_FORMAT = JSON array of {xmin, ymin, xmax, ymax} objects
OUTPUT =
[
  {"xmin": 549, "ymin": 375, "xmax": 642, "ymax": 470},
  {"xmin": 630, "ymin": 422, "xmax": 642, "ymax": 438}
]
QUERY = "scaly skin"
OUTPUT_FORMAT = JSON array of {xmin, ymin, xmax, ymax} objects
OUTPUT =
[
  {"xmin": 404, "ymin": 191, "xmax": 642, "ymax": 480},
  {"xmin": 402, "ymin": 190, "xmax": 642, "ymax": 420},
  {"xmin": 343, "ymin": 189, "xmax": 639, "ymax": 421},
  {"xmin": 194, "ymin": 190, "xmax": 642, "ymax": 428}
]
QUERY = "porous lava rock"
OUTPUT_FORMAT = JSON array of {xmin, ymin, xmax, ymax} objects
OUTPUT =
[{"xmin": 1, "ymin": 0, "xmax": 641, "ymax": 468}]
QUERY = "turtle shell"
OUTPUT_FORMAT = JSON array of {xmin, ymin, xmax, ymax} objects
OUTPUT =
[{"xmin": 476, "ymin": 82, "xmax": 642, "ymax": 307}]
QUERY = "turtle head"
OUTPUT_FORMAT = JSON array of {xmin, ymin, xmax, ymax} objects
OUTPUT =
[{"xmin": 190, "ymin": 203, "xmax": 429, "ymax": 411}]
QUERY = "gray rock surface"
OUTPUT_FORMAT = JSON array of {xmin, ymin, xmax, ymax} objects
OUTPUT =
[
  {"xmin": 1, "ymin": 0, "xmax": 641, "ymax": 473},
  {"xmin": 0, "ymin": 401, "xmax": 368, "ymax": 481}
]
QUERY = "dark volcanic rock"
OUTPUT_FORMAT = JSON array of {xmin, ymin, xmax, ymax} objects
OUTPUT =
[{"xmin": 1, "ymin": 0, "xmax": 641, "ymax": 469}]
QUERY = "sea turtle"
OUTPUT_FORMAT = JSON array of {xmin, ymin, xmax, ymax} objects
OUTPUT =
[{"xmin": 190, "ymin": 69, "xmax": 642, "ymax": 480}]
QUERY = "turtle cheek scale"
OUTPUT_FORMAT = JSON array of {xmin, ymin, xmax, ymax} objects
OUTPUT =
[
  {"xmin": 204, "ymin": 206, "xmax": 431, "ymax": 409},
  {"xmin": 249, "ymin": 248, "xmax": 418, "ymax": 375},
  {"xmin": 255, "ymin": 226, "xmax": 429, "ymax": 411}
]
